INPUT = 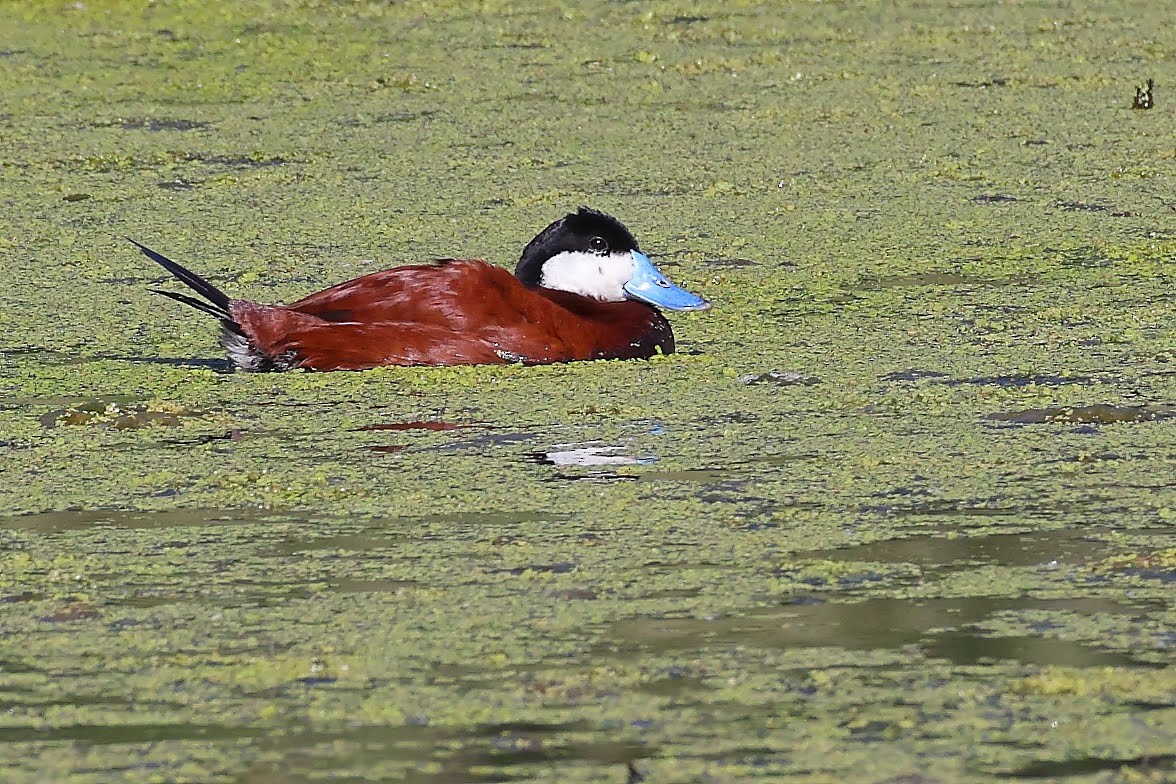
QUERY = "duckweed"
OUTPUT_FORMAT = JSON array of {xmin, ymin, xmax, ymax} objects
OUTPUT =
[{"xmin": 1, "ymin": 0, "xmax": 1173, "ymax": 782}]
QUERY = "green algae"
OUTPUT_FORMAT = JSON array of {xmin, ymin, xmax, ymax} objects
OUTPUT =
[
  {"xmin": 39, "ymin": 397, "xmax": 219, "ymax": 429},
  {"xmin": 2, "ymin": 0, "xmax": 1175, "ymax": 782}
]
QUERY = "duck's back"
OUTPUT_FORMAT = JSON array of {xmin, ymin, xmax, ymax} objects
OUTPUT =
[{"xmin": 285, "ymin": 259, "xmax": 512, "ymax": 326}]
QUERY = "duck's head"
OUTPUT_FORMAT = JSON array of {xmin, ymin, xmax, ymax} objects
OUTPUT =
[{"xmin": 514, "ymin": 207, "xmax": 710, "ymax": 312}]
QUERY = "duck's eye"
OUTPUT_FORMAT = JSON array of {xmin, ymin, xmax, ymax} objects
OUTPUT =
[{"xmin": 587, "ymin": 236, "xmax": 609, "ymax": 254}]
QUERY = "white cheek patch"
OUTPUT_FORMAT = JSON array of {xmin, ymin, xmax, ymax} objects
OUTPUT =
[{"xmin": 539, "ymin": 251, "xmax": 634, "ymax": 301}]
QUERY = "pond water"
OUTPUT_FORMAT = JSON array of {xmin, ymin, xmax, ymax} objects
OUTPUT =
[{"xmin": 0, "ymin": 0, "xmax": 1173, "ymax": 782}]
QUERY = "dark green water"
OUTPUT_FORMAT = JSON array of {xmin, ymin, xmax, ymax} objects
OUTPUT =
[{"xmin": 0, "ymin": 0, "xmax": 1173, "ymax": 781}]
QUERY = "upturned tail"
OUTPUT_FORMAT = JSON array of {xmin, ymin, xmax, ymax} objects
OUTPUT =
[{"xmin": 129, "ymin": 239, "xmax": 242, "ymax": 335}]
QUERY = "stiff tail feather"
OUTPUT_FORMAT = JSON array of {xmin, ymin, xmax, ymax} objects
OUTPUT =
[{"xmin": 129, "ymin": 238, "xmax": 242, "ymax": 334}]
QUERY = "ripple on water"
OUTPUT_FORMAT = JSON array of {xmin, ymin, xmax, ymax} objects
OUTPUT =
[
  {"xmin": 0, "ymin": 507, "xmax": 285, "ymax": 532},
  {"xmin": 603, "ymin": 595, "xmax": 1154, "ymax": 668},
  {"xmin": 797, "ymin": 527, "xmax": 1118, "ymax": 569},
  {"xmin": 0, "ymin": 723, "xmax": 260, "ymax": 743},
  {"xmin": 1006, "ymin": 753, "xmax": 1175, "ymax": 779},
  {"xmin": 258, "ymin": 724, "xmax": 644, "ymax": 784},
  {"xmin": 987, "ymin": 403, "xmax": 1176, "ymax": 425}
]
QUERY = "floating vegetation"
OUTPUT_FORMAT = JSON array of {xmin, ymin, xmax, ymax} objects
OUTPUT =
[
  {"xmin": 353, "ymin": 420, "xmax": 473, "ymax": 432},
  {"xmin": 2, "ymin": 0, "xmax": 1174, "ymax": 782},
  {"xmin": 40, "ymin": 398, "xmax": 207, "ymax": 429},
  {"xmin": 972, "ymin": 193, "xmax": 1018, "ymax": 204},
  {"xmin": 739, "ymin": 370, "xmax": 821, "ymax": 386}
]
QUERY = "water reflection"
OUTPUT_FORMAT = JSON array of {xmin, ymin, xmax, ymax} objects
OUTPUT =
[
  {"xmin": 924, "ymin": 632, "xmax": 1146, "ymax": 668},
  {"xmin": 796, "ymin": 527, "xmax": 1114, "ymax": 568},
  {"xmin": 1008, "ymin": 752, "xmax": 1175, "ymax": 779},
  {"xmin": 237, "ymin": 724, "xmax": 646, "ymax": 784},
  {"xmin": 987, "ymin": 403, "xmax": 1176, "ymax": 425},
  {"xmin": 609, "ymin": 597, "xmax": 1047, "ymax": 652},
  {"xmin": 606, "ymin": 595, "xmax": 1155, "ymax": 667},
  {"xmin": 539, "ymin": 445, "xmax": 645, "ymax": 466}
]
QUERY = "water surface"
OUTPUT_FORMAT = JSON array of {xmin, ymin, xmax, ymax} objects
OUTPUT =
[{"xmin": 0, "ymin": 0, "xmax": 1173, "ymax": 782}]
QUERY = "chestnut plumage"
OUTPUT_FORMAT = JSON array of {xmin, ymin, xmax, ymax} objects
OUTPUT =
[{"xmin": 132, "ymin": 208, "xmax": 709, "ymax": 371}]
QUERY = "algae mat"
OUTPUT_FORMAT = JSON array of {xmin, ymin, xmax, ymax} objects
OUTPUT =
[{"xmin": 1, "ymin": 0, "xmax": 1174, "ymax": 782}]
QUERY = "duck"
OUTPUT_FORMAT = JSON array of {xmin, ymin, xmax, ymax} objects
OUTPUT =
[{"xmin": 130, "ymin": 207, "xmax": 710, "ymax": 371}]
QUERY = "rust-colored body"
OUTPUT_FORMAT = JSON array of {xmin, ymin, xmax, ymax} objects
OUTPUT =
[{"xmin": 229, "ymin": 259, "xmax": 673, "ymax": 370}]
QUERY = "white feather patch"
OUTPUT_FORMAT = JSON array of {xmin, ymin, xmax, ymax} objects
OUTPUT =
[
  {"xmin": 538, "ymin": 251, "xmax": 634, "ymax": 301},
  {"xmin": 221, "ymin": 329, "xmax": 268, "ymax": 372}
]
